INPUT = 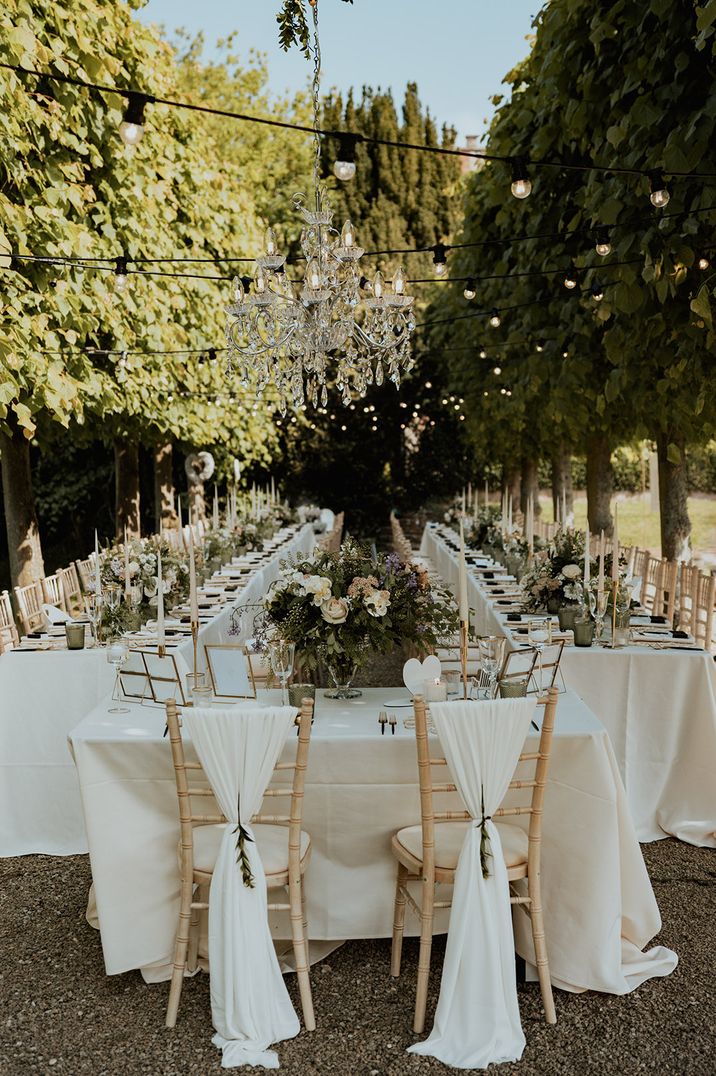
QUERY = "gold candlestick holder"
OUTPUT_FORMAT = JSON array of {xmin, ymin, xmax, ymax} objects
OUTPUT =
[{"xmin": 460, "ymin": 619, "xmax": 469, "ymax": 700}]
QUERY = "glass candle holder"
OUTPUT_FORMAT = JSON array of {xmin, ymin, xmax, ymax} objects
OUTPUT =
[
  {"xmin": 423, "ymin": 677, "xmax": 448, "ymax": 702},
  {"xmin": 498, "ymin": 677, "xmax": 529, "ymax": 698},
  {"xmin": 191, "ymin": 685, "xmax": 213, "ymax": 706},
  {"xmin": 288, "ymin": 683, "xmax": 316, "ymax": 707},
  {"xmin": 573, "ymin": 618, "xmax": 595, "ymax": 648},
  {"xmin": 65, "ymin": 622, "xmax": 86, "ymax": 650}
]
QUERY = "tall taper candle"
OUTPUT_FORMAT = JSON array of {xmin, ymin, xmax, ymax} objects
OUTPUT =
[
  {"xmin": 123, "ymin": 527, "xmax": 131, "ymax": 599},
  {"xmin": 467, "ymin": 481, "xmax": 472, "ymax": 508},
  {"xmin": 562, "ymin": 489, "xmax": 567, "ymax": 529},
  {"xmin": 177, "ymin": 494, "xmax": 183, "ymax": 532},
  {"xmin": 189, "ymin": 531, "xmax": 199, "ymax": 626},
  {"xmin": 212, "ymin": 486, "xmax": 219, "ymax": 529},
  {"xmin": 584, "ymin": 525, "xmax": 590, "ymax": 589},
  {"xmin": 611, "ymin": 505, "xmax": 619, "ymax": 582},
  {"xmin": 156, "ymin": 548, "xmax": 165, "ymax": 650},
  {"xmin": 94, "ymin": 529, "xmax": 102, "ymax": 597},
  {"xmin": 458, "ymin": 518, "xmax": 469, "ymax": 624},
  {"xmin": 485, "ymin": 480, "xmax": 489, "ymax": 509},
  {"xmin": 598, "ymin": 530, "xmax": 605, "ymax": 601}
]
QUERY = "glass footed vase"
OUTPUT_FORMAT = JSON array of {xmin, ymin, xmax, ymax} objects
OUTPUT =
[{"xmin": 325, "ymin": 657, "xmax": 361, "ymax": 699}]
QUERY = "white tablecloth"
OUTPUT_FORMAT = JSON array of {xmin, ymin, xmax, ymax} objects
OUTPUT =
[
  {"xmin": 68, "ymin": 687, "xmax": 676, "ymax": 995},
  {"xmin": 421, "ymin": 523, "xmax": 716, "ymax": 847},
  {"xmin": 0, "ymin": 525, "xmax": 314, "ymax": 857}
]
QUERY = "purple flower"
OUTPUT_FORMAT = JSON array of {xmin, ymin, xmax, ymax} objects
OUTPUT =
[
  {"xmin": 385, "ymin": 552, "xmax": 402, "ymax": 573},
  {"xmin": 406, "ymin": 572, "xmax": 418, "ymax": 590}
]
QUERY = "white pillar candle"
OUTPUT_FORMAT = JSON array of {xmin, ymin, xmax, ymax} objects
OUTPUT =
[
  {"xmin": 94, "ymin": 529, "xmax": 102, "ymax": 597},
  {"xmin": 156, "ymin": 548, "xmax": 165, "ymax": 648},
  {"xmin": 189, "ymin": 531, "xmax": 199, "ymax": 626},
  {"xmin": 212, "ymin": 486, "xmax": 219, "ymax": 529},
  {"xmin": 458, "ymin": 519, "xmax": 469, "ymax": 624},
  {"xmin": 424, "ymin": 677, "xmax": 448, "ymax": 703}
]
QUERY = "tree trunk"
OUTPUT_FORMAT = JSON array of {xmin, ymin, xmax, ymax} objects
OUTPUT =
[
  {"xmin": 503, "ymin": 464, "xmax": 521, "ymax": 512},
  {"xmin": 114, "ymin": 440, "xmax": 141, "ymax": 538},
  {"xmin": 0, "ymin": 418, "xmax": 45, "ymax": 586},
  {"xmin": 656, "ymin": 431, "xmax": 691, "ymax": 561},
  {"xmin": 586, "ymin": 433, "xmax": 613, "ymax": 536},
  {"xmin": 551, "ymin": 442, "xmax": 574, "ymax": 523},
  {"xmin": 520, "ymin": 456, "xmax": 541, "ymax": 516},
  {"xmin": 187, "ymin": 481, "xmax": 206, "ymax": 523},
  {"xmin": 153, "ymin": 443, "xmax": 175, "ymax": 532}
]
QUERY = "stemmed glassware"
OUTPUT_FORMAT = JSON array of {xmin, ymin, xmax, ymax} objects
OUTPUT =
[
  {"xmin": 269, "ymin": 640, "xmax": 295, "ymax": 706},
  {"xmin": 592, "ymin": 589, "xmax": 609, "ymax": 647},
  {"xmin": 106, "ymin": 638, "xmax": 130, "ymax": 713},
  {"xmin": 527, "ymin": 617, "xmax": 552, "ymax": 694},
  {"xmin": 477, "ymin": 636, "xmax": 506, "ymax": 699},
  {"xmin": 84, "ymin": 592, "xmax": 104, "ymax": 648}
]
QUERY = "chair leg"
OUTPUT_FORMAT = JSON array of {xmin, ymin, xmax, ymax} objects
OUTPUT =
[
  {"xmin": 414, "ymin": 875, "xmax": 435, "ymax": 1035},
  {"xmin": 527, "ymin": 873, "xmax": 556, "ymax": 1025},
  {"xmin": 391, "ymin": 862, "xmax": 409, "ymax": 977},
  {"xmin": 187, "ymin": 883, "xmax": 206, "ymax": 973},
  {"xmin": 301, "ymin": 876, "xmax": 309, "ymax": 937},
  {"xmin": 289, "ymin": 873, "xmax": 315, "ymax": 1032},
  {"xmin": 166, "ymin": 876, "xmax": 194, "ymax": 1028}
]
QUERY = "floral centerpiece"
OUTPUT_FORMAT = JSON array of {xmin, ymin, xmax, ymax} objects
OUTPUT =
[
  {"xmin": 203, "ymin": 521, "xmax": 263, "ymax": 572},
  {"xmin": 262, "ymin": 541, "xmax": 460, "ymax": 695},
  {"xmin": 96, "ymin": 536, "xmax": 192, "ymax": 635},
  {"xmin": 521, "ymin": 528, "xmax": 596, "ymax": 614}
]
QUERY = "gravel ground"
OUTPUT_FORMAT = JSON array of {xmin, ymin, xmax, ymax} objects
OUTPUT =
[{"xmin": 0, "ymin": 840, "xmax": 714, "ymax": 1076}]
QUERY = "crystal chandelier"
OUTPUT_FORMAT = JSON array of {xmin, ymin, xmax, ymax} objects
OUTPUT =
[{"xmin": 224, "ymin": 0, "xmax": 415, "ymax": 413}]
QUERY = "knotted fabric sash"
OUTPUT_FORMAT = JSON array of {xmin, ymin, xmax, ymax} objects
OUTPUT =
[
  {"xmin": 408, "ymin": 698, "xmax": 536, "ymax": 1069},
  {"xmin": 185, "ymin": 706, "xmax": 299, "ymax": 1069}
]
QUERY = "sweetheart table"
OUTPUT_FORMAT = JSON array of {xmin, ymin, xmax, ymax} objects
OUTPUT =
[
  {"xmin": 68, "ymin": 686, "xmax": 676, "ymax": 996},
  {"xmin": 421, "ymin": 523, "xmax": 716, "ymax": 847},
  {"xmin": 0, "ymin": 525, "xmax": 315, "ymax": 857}
]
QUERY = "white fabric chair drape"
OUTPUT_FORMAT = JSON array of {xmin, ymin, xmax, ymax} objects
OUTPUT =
[
  {"xmin": 184, "ymin": 706, "xmax": 299, "ymax": 1069},
  {"xmin": 408, "ymin": 698, "xmax": 536, "ymax": 1069}
]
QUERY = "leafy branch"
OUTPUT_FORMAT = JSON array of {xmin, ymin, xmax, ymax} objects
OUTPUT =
[
  {"xmin": 276, "ymin": 0, "xmax": 353, "ymax": 57},
  {"xmin": 234, "ymin": 792, "xmax": 255, "ymax": 889}
]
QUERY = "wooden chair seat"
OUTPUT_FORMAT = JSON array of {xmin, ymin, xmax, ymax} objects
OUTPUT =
[
  {"xmin": 393, "ymin": 820, "xmax": 528, "ymax": 878},
  {"xmin": 190, "ymin": 822, "xmax": 311, "ymax": 880}
]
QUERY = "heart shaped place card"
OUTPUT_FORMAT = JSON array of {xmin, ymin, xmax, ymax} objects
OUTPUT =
[{"xmin": 403, "ymin": 655, "xmax": 442, "ymax": 696}]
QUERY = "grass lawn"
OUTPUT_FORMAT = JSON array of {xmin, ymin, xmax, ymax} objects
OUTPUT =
[{"xmin": 536, "ymin": 492, "xmax": 716, "ymax": 558}]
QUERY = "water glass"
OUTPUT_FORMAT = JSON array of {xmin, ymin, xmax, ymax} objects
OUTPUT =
[
  {"xmin": 478, "ymin": 636, "xmax": 506, "ymax": 698},
  {"xmin": 527, "ymin": 618, "xmax": 552, "ymax": 693},
  {"xmin": 106, "ymin": 638, "xmax": 129, "ymax": 713},
  {"xmin": 269, "ymin": 640, "xmax": 295, "ymax": 706}
]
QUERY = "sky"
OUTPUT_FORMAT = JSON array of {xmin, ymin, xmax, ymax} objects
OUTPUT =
[{"xmin": 137, "ymin": 0, "xmax": 539, "ymax": 143}]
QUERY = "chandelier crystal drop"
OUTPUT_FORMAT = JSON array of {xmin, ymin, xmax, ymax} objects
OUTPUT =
[{"xmin": 224, "ymin": 0, "xmax": 415, "ymax": 413}]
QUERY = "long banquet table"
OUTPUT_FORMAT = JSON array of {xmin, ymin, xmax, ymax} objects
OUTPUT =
[
  {"xmin": 68, "ymin": 685, "xmax": 676, "ymax": 995},
  {"xmin": 0, "ymin": 524, "xmax": 315, "ymax": 857},
  {"xmin": 421, "ymin": 522, "xmax": 716, "ymax": 847}
]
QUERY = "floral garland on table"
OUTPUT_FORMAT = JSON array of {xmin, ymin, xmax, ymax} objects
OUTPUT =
[
  {"xmin": 203, "ymin": 522, "xmax": 264, "ymax": 569},
  {"xmin": 96, "ymin": 536, "xmax": 192, "ymax": 634},
  {"xmin": 520, "ymin": 528, "xmax": 598, "ymax": 613},
  {"xmin": 261, "ymin": 541, "xmax": 460, "ymax": 674},
  {"xmin": 462, "ymin": 505, "xmax": 505, "ymax": 552}
]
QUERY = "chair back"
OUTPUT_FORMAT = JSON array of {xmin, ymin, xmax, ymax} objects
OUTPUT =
[
  {"xmin": 0, "ymin": 590, "xmax": 19, "ymax": 652},
  {"xmin": 692, "ymin": 570, "xmax": 716, "ymax": 651},
  {"xmin": 41, "ymin": 572, "xmax": 66, "ymax": 612},
  {"xmin": 58, "ymin": 564, "xmax": 84, "ymax": 615},
  {"xmin": 411, "ymin": 688, "xmax": 558, "ymax": 872},
  {"xmin": 75, "ymin": 555, "xmax": 95, "ymax": 591},
  {"xmin": 165, "ymin": 697, "xmax": 314, "ymax": 875},
  {"xmin": 14, "ymin": 581, "xmax": 46, "ymax": 635}
]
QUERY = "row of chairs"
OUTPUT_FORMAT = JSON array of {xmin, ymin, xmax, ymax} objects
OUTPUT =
[
  {"xmin": 390, "ymin": 511, "xmax": 413, "ymax": 560},
  {"xmin": 619, "ymin": 547, "xmax": 715, "ymax": 651},
  {"xmin": 164, "ymin": 687, "xmax": 559, "ymax": 1039}
]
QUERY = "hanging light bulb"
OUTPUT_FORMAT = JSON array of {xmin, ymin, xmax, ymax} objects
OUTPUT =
[
  {"xmin": 373, "ymin": 271, "xmax": 384, "ymax": 300},
  {"xmin": 510, "ymin": 156, "xmax": 532, "ymax": 199},
  {"xmin": 595, "ymin": 225, "xmax": 612, "ymax": 256},
  {"xmin": 493, "ymin": 365, "xmax": 502, "ymax": 376},
  {"xmin": 591, "ymin": 283, "xmax": 604, "ymax": 302},
  {"xmin": 306, "ymin": 259, "xmax": 321, "ymax": 291},
  {"xmin": 341, "ymin": 220, "xmax": 355, "ymax": 249},
  {"xmin": 432, "ymin": 242, "xmax": 448, "ymax": 278},
  {"xmin": 114, "ymin": 255, "xmax": 129, "ymax": 293},
  {"xmin": 479, "ymin": 348, "xmax": 487, "ymax": 359},
  {"xmin": 463, "ymin": 277, "xmax": 476, "ymax": 300},
  {"xmin": 698, "ymin": 255, "xmax": 710, "ymax": 270},
  {"xmin": 118, "ymin": 92, "xmax": 152, "ymax": 147},
  {"xmin": 489, "ymin": 308, "xmax": 501, "ymax": 328},
  {"xmin": 255, "ymin": 264, "xmax": 268, "ymax": 293},
  {"xmin": 563, "ymin": 264, "xmax": 578, "ymax": 289},
  {"xmin": 648, "ymin": 169, "xmax": 670, "ymax": 208},
  {"xmin": 535, "ymin": 339, "xmax": 545, "ymax": 352},
  {"xmin": 265, "ymin": 227, "xmax": 278, "ymax": 257},
  {"xmin": 392, "ymin": 266, "xmax": 406, "ymax": 295},
  {"xmin": 333, "ymin": 133, "xmax": 359, "ymax": 181}
]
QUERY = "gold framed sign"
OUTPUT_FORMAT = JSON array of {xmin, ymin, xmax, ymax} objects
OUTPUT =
[
  {"xmin": 139, "ymin": 649, "xmax": 187, "ymax": 705},
  {"xmin": 205, "ymin": 644, "xmax": 257, "ymax": 699}
]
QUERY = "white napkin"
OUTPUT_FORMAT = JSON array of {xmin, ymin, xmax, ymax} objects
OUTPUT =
[{"xmin": 43, "ymin": 603, "xmax": 71, "ymax": 624}]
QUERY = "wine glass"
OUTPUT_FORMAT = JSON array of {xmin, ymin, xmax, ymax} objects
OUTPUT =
[
  {"xmin": 269, "ymin": 640, "xmax": 295, "ymax": 706},
  {"xmin": 84, "ymin": 591, "xmax": 104, "ymax": 647},
  {"xmin": 527, "ymin": 617, "xmax": 552, "ymax": 694},
  {"xmin": 593, "ymin": 590, "xmax": 609, "ymax": 647},
  {"xmin": 106, "ymin": 637, "xmax": 130, "ymax": 713},
  {"xmin": 477, "ymin": 636, "xmax": 506, "ymax": 699}
]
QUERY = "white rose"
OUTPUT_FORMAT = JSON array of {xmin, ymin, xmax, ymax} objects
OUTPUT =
[
  {"xmin": 365, "ymin": 589, "xmax": 391, "ymax": 617},
  {"xmin": 129, "ymin": 560, "xmax": 140, "ymax": 577},
  {"xmin": 321, "ymin": 597, "xmax": 349, "ymax": 624},
  {"xmin": 304, "ymin": 575, "xmax": 332, "ymax": 605},
  {"xmin": 561, "ymin": 564, "xmax": 581, "ymax": 580}
]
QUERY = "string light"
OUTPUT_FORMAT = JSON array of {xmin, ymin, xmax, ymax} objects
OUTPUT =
[
  {"xmin": 698, "ymin": 255, "xmax": 710, "ymax": 270},
  {"xmin": 114, "ymin": 255, "xmax": 128, "ymax": 292},
  {"xmin": 118, "ymin": 92, "xmax": 152, "ymax": 146},
  {"xmin": 649, "ymin": 169, "xmax": 670, "ymax": 208},
  {"xmin": 536, "ymin": 339, "xmax": 545, "ymax": 352},
  {"xmin": 489, "ymin": 308, "xmax": 501, "ymax": 328},
  {"xmin": 563, "ymin": 264, "xmax": 578, "ymax": 290},
  {"xmin": 510, "ymin": 157, "xmax": 532, "ymax": 200},
  {"xmin": 479, "ymin": 348, "xmax": 487, "ymax": 359},
  {"xmin": 595, "ymin": 226, "xmax": 612, "ymax": 256},
  {"xmin": 432, "ymin": 243, "xmax": 448, "ymax": 278},
  {"xmin": 493, "ymin": 365, "xmax": 502, "ymax": 375},
  {"xmin": 591, "ymin": 283, "xmax": 604, "ymax": 301},
  {"xmin": 333, "ymin": 133, "xmax": 360, "ymax": 181},
  {"xmin": 463, "ymin": 277, "xmax": 476, "ymax": 300}
]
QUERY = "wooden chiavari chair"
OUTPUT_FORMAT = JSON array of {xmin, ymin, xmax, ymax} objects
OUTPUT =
[
  {"xmin": 691, "ymin": 570, "xmax": 716, "ymax": 652},
  {"xmin": 40, "ymin": 572, "xmax": 66, "ymax": 612},
  {"xmin": 677, "ymin": 563, "xmax": 700, "ymax": 636},
  {"xmin": 0, "ymin": 590, "xmax": 20, "ymax": 652},
  {"xmin": 164, "ymin": 697, "xmax": 315, "ymax": 1031},
  {"xmin": 58, "ymin": 564, "xmax": 84, "ymax": 615},
  {"xmin": 75, "ymin": 555, "xmax": 95, "ymax": 591},
  {"xmin": 13, "ymin": 581, "xmax": 46, "ymax": 635},
  {"xmin": 390, "ymin": 689, "xmax": 558, "ymax": 1033},
  {"xmin": 318, "ymin": 511, "xmax": 344, "ymax": 553}
]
